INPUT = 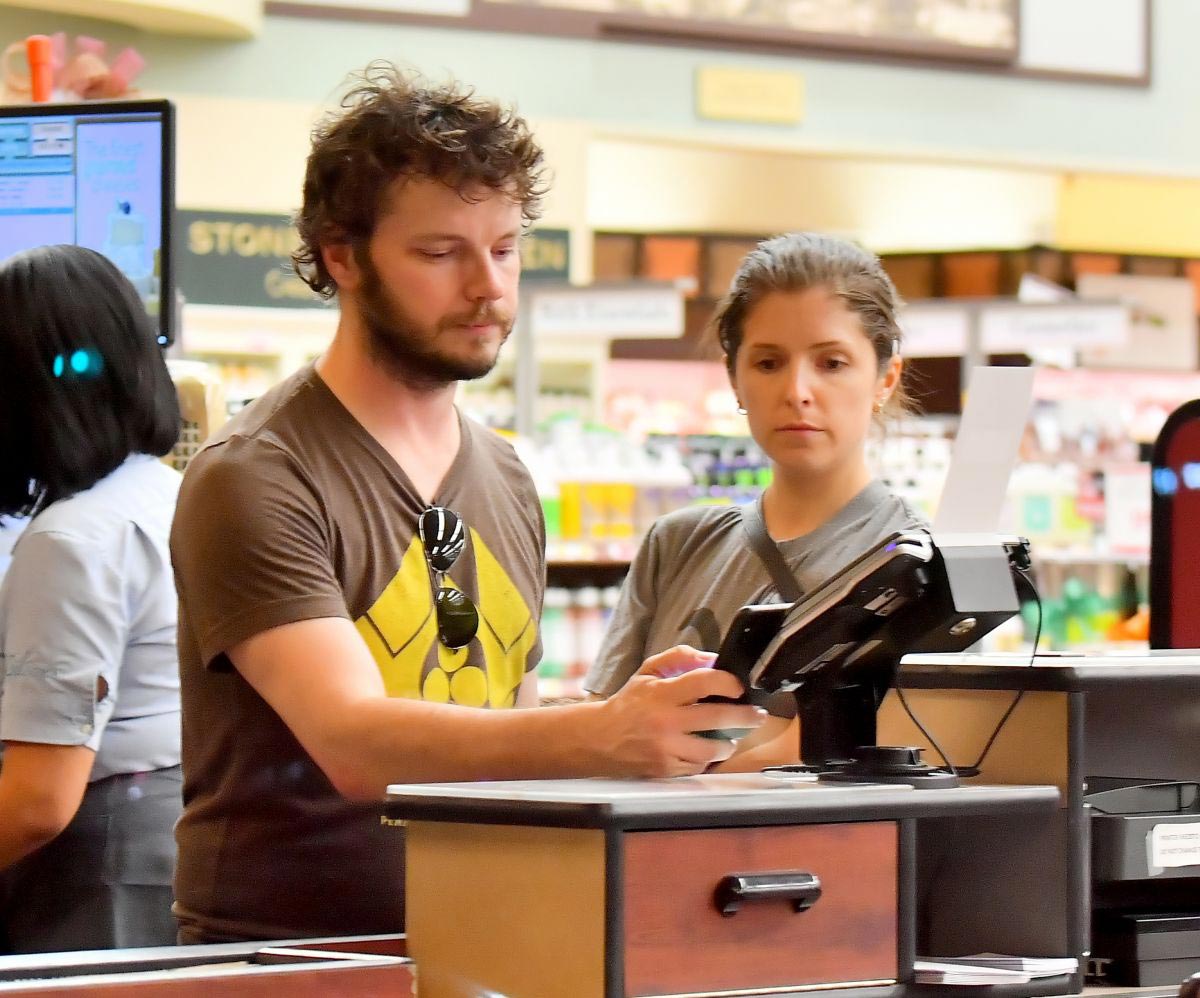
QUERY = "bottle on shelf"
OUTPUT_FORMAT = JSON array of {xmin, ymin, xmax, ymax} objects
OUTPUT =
[
  {"xmin": 537, "ymin": 587, "xmax": 573, "ymax": 699},
  {"xmin": 572, "ymin": 586, "xmax": 605, "ymax": 683}
]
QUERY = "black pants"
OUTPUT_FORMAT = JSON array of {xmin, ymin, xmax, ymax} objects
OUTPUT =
[{"xmin": 0, "ymin": 765, "xmax": 182, "ymax": 954}]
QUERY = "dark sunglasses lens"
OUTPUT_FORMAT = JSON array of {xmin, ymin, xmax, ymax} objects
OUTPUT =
[
  {"xmin": 435, "ymin": 587, "xmax": 479, "ymax": 650},
  {"xmin": 420, "ymin": 507, "xmax": 466, "ymax": 573}
]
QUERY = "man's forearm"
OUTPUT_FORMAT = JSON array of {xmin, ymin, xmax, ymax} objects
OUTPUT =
[{"xmin": 323, "ymin": 696, "xmax": 609, "ymax": 799}]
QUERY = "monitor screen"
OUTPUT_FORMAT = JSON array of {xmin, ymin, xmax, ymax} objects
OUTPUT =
[{"xmin": 0, "ymin": 99, "xmax": 175, "ymax": 345}]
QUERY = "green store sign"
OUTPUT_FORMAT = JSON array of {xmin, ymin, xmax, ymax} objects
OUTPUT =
[
  {"xmin": 176, "ymin": 209, "xmax": 570, "ymax": 309},
  {"xmin": 520, "ymin": 227, "xmax": 570, "ymax": 281}
]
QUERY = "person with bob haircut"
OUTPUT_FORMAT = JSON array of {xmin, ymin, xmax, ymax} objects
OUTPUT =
[
  {"xmin": 0, "ymin": 244, "xmax": 183, "ymax": 953},
  {"xmin": 586, "ymin": 231, "xmax": 926, "ymax": 771},
  {"xmin": 170, "ymin": 63, "xmax": 762, "ymax": 945}
]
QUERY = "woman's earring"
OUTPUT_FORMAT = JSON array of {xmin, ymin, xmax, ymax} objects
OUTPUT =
[
  {"xmin": 736, "ymin": 402, "xmax": 748, "ymax": 415},
  {"xmin": 873, "ymin": 398, "xmax": 885, "ymax": 415}
]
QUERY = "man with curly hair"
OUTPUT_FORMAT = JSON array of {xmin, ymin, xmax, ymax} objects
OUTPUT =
[{"xmin": 169, "ymin": 64, "xmax": 762, "ymax": 943}]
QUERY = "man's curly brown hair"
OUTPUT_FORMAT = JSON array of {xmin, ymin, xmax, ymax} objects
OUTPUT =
[{"xmin": 292, "ymin": 62, "xmax": 548, "ymax": 299}]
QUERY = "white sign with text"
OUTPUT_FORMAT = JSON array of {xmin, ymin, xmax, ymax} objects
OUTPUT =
[{"xmin": 1150, "ymin": 822, "xmax": 1200, "ymax": 870}]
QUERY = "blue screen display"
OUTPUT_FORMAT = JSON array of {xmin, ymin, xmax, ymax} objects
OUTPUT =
[{"xmin": 0, "ymin": 101, "xmax": 173, "ymax": 344}]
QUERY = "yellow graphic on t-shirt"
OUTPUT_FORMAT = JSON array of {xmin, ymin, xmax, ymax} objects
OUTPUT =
[{"xmin": 354, "ymin": 528, "xmax": 536, "ymax": 709}]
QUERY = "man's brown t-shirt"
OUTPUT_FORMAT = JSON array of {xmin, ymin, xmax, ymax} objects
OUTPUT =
[{"xmin": 170, "ymin": 365, "xmax": 545, "ymax": 941}]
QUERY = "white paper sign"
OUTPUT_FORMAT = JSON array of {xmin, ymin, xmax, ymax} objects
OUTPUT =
[
  {"xmin": 933, "ymin": 366, "xmax": 1036, "ymax": 534},
  {"xmin": 1104, "ymin": 463, "xmax": 1151, "ymax": 557},
  {"xmin": 530, "ymin": 286, "xmax": 684, "ymax": 338},
  {"xmin": 1150, "ymin": 822, "xmax": 1200, "ymax": 869},
  {"xmin": 980, "ymin": 303, "xmax": 1129, "ymax": 353},
  {"xmin": 898, "ymin": 304, "xmax": 968, "ymax": 357},
  {"xmin": 1078, "ymin": 275, "xmax": 1198, "ymax": 371}
]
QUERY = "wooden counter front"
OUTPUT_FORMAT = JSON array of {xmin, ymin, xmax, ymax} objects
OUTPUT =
[{"xmin": 388, "ymin": 773, "xmax": 1060, "ymax": 998}]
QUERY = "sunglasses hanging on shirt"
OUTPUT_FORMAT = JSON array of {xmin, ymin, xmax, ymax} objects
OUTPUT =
[{"xmin": 418, "ymin": 505, "xmax": 480, "ymax": 650}]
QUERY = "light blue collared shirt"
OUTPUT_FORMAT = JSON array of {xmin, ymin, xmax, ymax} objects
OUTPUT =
[{"xmin": 0, "ymin": 456, "xmax": 182, "ymax": 781}]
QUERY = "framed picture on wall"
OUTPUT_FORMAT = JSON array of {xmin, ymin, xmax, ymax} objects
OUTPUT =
[
  {"xmin": 275, "ymin": 0, "xmax": 470, "ymax": 15},
  {"xmin": 265, "ymin": 0, "xmax": 1150, "ymax": 84},
  {"xmin": 475, "ymin": 0, "xmax": 1019, "ymax": 64}
]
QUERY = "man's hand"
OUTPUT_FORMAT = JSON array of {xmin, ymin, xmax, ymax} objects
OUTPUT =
[
  {"xmin": 588, "ymin": 645, "xmax": 765, "ymax": 778},
  {"xmin": 633, "ymin": 644, "xmax": 718, "ymax": 679}
]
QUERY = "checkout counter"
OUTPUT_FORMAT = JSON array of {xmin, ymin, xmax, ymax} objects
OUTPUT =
[
  {"xmin": 383, "ymin": 648, "xmax": 1200, "ymax": 998},
  {"xmin": 387, "ymin": 773, "xmax": 1059, "ymax": 998}
]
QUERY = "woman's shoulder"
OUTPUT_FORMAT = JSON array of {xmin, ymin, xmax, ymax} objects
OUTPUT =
[
  {"xmin": 650, "ymin": 501, "xmax": 744, "ymax": 543},
  {"xmin": 29, "ymin": 457, "xmax": 178, "ymax": 547},
  {"xmin": 635, "ymin": 502, "xmax": 749, "ymax": 576},
  {"xmin": 880, "ymin": 490, "xmax": 928, "ymax": 532},
  {"xmin": 849, "ymin": 480, "xmax": 929, "ymax": 535}
]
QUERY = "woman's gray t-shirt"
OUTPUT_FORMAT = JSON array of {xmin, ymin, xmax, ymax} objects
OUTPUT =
[{"xmin": 585, "ymin": 480, "xmax": 925, "ymax": 716}]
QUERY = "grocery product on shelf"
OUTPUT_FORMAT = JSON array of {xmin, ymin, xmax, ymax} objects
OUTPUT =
[{"xmin": 537, "ymin": 585, "xmax": 622, "ymax": 700}]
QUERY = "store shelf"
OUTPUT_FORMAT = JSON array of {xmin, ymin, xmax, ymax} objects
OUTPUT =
[
  {"xmin": 3, "ymin": 0, "xmax": 263, "ymax": 37},
  {"xmin": 546, "ymin": 559, "xmax": 630, "ymax": 589}
]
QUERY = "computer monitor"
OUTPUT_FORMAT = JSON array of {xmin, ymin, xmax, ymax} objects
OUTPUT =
[{"xmin": 0, "ymin": 98, "xmax": 175, "ymax": 345}]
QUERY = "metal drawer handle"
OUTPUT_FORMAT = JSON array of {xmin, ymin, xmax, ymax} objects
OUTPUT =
[{"xmin": 714, "ymin": 871, "xmax": 823, "ymax": 917}]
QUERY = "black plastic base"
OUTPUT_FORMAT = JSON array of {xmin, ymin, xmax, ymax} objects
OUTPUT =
[
  {"xmin": 817, "ymin": 766, "xmax": 960, "ymax": 789},
  {"xmin": 816, "ymin": 745, "xmax": 960, "ymax": 789}
]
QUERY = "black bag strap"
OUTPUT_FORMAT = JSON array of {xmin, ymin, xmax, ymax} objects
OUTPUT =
[{"xmin": 740, "ymin": 502, "xmax": 803, "ymax": 603}]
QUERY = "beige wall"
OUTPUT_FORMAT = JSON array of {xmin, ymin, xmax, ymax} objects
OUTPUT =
[
  {"xmin": 587, "ymin": 134, "xmax": 1061, "ymax": 251},
  {"xmin": 170, "ymin": 92, "xmax": 1061, "ymax": 259},
  {"xmin": 170, "ymin": 91, "xmax": 1200, "ymax": 269}
]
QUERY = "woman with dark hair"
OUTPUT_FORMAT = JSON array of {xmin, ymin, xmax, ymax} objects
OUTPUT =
[
  {"xmin": 0, "ymin": 244, "xmax": 183, "ymax": 953},
  {"xmin": 585, "ymin": 231, "xmax": 926, "ymax": 770}
]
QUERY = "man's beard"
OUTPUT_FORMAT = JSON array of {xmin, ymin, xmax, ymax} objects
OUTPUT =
[{"xmin": 356, "ymin": 256, "xmax": 513, "ymax": 388}]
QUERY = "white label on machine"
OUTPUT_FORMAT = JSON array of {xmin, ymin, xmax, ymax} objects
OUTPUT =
[{"xmin": 1149, "ymin": 822, "xmax": 1200, "ymax": 869}]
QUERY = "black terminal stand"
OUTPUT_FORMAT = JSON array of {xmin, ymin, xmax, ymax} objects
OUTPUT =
[
  {"xmin": 793, "ymin": 683, "xmax": 958, "ymax": 788},
  {"xmin": 753, "ymin": 532, "xmax": 1030, "ymax": 789}
]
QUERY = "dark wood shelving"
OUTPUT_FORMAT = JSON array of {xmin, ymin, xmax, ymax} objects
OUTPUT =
[{"xmin": 546, "ymin": 559, "xmax": 630, "ymax": 589}]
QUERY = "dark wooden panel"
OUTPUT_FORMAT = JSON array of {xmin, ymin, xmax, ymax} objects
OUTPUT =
[
  {"xmin": 609, "ymin": 297, "xmax": 720, "ymax": 361},
  {"xmin": 593, "ymin": 233, "xmax": 639, "ymax": 282},
  {"xmin": 622, "ymin": 821, "xmax": 898, "ymax": 995},
  {"xmin": 941, "ymin": 251, "xmax": 1003, "ymax": 297},
  {"xmin": 706, "ymin": 237, "xmax": 762, "ymax": 298},
  {"xmin": 882, "ymin": 254, "xmax": 937, "ymax": 300},
  {"xmin": 292, "ymin": 935, "xmax": 407, "ymax": 957},
  {"xmin": 1127, "ymin": 255, "xmax": 1182, "ymax": 278},
  {"xmin": 1028, "ymin": 247, "xmax": 1069, "ymax": 286},
  {"xmin": 903, "ymin": 356, "xmax": 961, "ymax": 415}
]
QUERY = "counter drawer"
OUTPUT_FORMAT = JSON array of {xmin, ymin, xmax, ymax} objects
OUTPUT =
[{"xmin": 622, "ymin": 821, "xmax": 898, "ymax": 997}]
